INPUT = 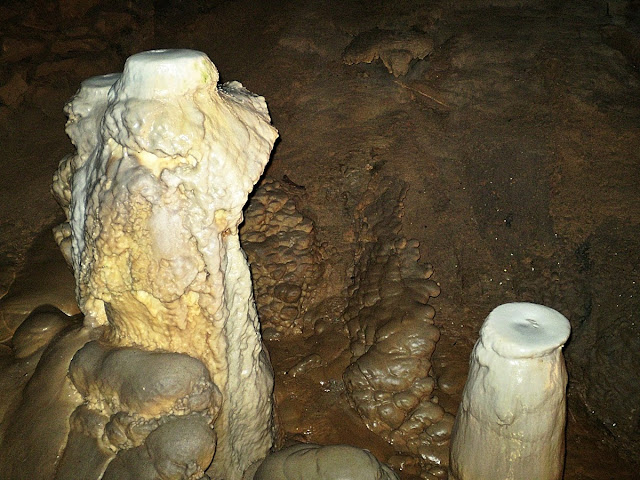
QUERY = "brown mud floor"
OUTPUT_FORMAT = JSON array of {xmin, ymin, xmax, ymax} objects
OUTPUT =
[{"xmin": 1, "ymin": 0, "xmax": 639, "ymax": 478}]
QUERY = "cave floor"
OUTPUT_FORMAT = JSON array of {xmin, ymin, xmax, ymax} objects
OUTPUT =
[{"xmin": 1, "ymin": 0, "xmax": 639, "ymax": 479}]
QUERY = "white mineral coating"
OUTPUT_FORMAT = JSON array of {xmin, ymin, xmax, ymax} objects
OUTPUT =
[
  {"xmin": 248, "ymin": 443, "xmax": 400, "ymax": 480},
  {"xmin": 65, "ymin": 49, "xmax": 278, "ymax": 479},
  {"xmin": 52, "ymin": 73, "xmax": 120, "ymax": 265},
  {"xmin": 449, "ymin": 302, "xmax": 571, "ymax": 480}
]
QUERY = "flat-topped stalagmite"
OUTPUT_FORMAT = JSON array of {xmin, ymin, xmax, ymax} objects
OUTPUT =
[
  {"xmin": 449, "ymin": 302, "xmax": 571, "ymax": 480},
  {"xmin": 62, "ymin": 49, "xmax": 279, "ymax": 480}
]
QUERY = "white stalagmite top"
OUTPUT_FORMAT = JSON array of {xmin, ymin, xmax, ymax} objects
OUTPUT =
[
  {"xmin": 449, "ymin": 302, "xmax": 571, "ymax": 480},
  {"xmin": 109, "ymin": 49, "xmax": 219, "ymax": 100},
  {"xmin": 65, "ymin": 73, "xmax": 121, "ymax": 158},
  {"xmin": 480, "ymin": 302, "xmax": 571, "ymax": 358}
]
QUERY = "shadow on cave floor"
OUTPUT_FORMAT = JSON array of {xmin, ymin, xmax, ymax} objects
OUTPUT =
[{"xmin": 0, "ymin": 0, "xmax": 639, "ymax": 478}]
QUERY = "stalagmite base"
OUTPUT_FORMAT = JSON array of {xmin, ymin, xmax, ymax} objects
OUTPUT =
[{"xmin": 449, "ymin": 302, "xmax": 570, "ymax": 480}]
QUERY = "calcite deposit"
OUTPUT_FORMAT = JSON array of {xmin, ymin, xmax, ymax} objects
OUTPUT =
[
  {"xmin": 249, "ymin": 443, "xmax": 400, "ymax": 480},
  {"xmin": 343, "ymin": 177, "xmax": 452, "ymax": 478},
  {"xmin": 58, "ymin": 49, "xmax": 279, "ymax": 480},
  {"xmin": 449, "ymin": 302, "xmax": 571, "ymax": 480},
  {"xmin": 51, "ymin": 73, "xmax": 120, "ymax": 267},
  {"xmin": 242, "ymin": 179, "xmax": 322, "ymax": 335},
  {"xmin": 56, "ymin": 341, "xmax": 221, "ymax": 480},
  {"xmin": 0, "ymin": 49, "xmax": 282, "ymax": 480},
  {"xmin": 2, "ymin": 48, "xmax": 428, "ymax": 480}
]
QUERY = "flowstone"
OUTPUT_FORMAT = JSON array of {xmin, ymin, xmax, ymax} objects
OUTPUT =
[
  {"xmin": 242, "ymin": 179, "xmax": 323, "ymax": 335},
  {"xmin": 343, "ymin": 176, "xmax": 451, "ymax": 478},
  {"xmin": 61, "ymin": 49, "xmax": 278, "ymax": 479}
]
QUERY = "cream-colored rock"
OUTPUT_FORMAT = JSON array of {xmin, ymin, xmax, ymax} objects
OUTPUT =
[
  {"xmin": 65, "ymin": 49, "xmax": 278, "ymax": 480},
  {"xmin": 52, "ymin": 73, "xmax": 120, "ymax": 266},
  {"xmin": 449, "ymin": 302, "xmax": 571, "ymax": 480}
]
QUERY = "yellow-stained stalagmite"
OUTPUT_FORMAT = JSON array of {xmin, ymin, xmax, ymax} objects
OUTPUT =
[{"xmin": 54, "ymin": 49, "xmax": 278, "ymax": 480}]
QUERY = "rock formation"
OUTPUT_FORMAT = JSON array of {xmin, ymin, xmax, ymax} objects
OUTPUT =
[
  {"xmin": 1, "ymin": 49, "xmax": 279, "ymax": 480},
  {"xmin": 61, "ymin": 49, "xmax": 278, "ymax": 480},
  {"xmin": 343, "ymin": 176, "xmax": 452, "ymax": 479},
  {"xmin": 249, "ymin": 443, "xmax": 400, "ymax": 480},
  {"xmin": 242, "ymin": 179, "xmax": 322, "ymax": 336},
  {"xmin": 449, "ymin": 302, "xmax": 570, "ymax": 480}
]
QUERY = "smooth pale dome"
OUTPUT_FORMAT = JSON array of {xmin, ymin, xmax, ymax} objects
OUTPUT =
[
  {"xmin": 65, "ymin": 73, "xmax": 120, "ymax": 146},
  {"xmin": 481, "ymin": 302, "xmax": 570, "ymax": 358},
  {"xmin": 80, "ymin": 73, "xmax": 121, "ymax": 92},
  {"xmin": 111, "ymin": 49, "xmax": 219, "ymax": 100},
  {"xmin": 69, "ymin": 73, "xmax": 120, "ymax": 114}
]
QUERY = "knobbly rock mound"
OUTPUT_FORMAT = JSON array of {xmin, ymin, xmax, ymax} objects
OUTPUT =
[
  {"xmin": 56, "ymin": 341, "xmax": 220, "ymax": 480},
  {"xmin": 250, "ymin": 443, "xmax": 400, "ymax": 480},
  {"xmin": 343, "ymin": 177, "xmax": 452, "ymax": 479},
  {"xmin": 342, "ymin": 29, "xmax": 434, "ymax": 77},
  {"xmin": 243, "ymin": 179, "xmax": 323, "ymax": 335}
]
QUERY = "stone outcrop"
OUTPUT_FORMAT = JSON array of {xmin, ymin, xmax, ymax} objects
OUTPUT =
[{"xmin": 343, "ymin": 176, "xmax": 452, "ymax": 479}]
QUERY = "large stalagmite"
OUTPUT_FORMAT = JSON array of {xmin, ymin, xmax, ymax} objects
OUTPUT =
[{"xmin": 55, "ymin": 49, "xmax": 279, "ymax": 479}]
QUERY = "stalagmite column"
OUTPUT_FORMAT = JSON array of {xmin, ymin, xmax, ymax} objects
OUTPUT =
[
  {"xmin": 52, "ymin": 73, "xmax": 120, "ymax": 266},
  {"xmin": 65, "ymin": 49, "xmax": 278, "ymax": 480},
  {"xmin": 449, "ymin": 302, "xmax": 570, "ymax": 480}
]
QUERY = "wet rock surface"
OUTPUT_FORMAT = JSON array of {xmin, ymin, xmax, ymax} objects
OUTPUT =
[
  {"xmin": 250, "ymin": 443, "xmax": 400, "ymax": 480},
  {"xmin": 0, "ymin": 0, "xmax": 639, "ymax": 479},
  {"xmin": 343, "ymin": 177, "xmax": 451, "ymax": 475},
  {"xmin": 62, "ymin": 342, "xmax": 220, "ymax": 480},
  {"xmin": 242, "ymin": 179, "xmax": 323, "ymax": 335}
]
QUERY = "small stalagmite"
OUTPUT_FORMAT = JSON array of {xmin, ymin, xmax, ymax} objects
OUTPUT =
[{"xmin": 449, "ymin": 302, "xmax": 571, "ymax": 480}]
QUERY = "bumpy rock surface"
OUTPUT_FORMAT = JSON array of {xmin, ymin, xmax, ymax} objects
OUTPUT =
[
  {"xmin": 2, "ymin": 1, "xmax": 640, "ymax": 478},
  {"xmin": 51, "ymin": 73, "xmax": 120, "ymax": 266},
  {"xmin": 57, "ymin": 50, "xmax": 278, "ymax": 480},
  {"xmin": 250, "ymin": 443, "xmax": 400, "ymax": 480},
  {"xmin": 343, "ymin": 177, "xmax": 452, "ymax": 478},
  {"xmin": 57, "ymin": 341, "xmax": 220, "ymax": 480},
  {"xmin": 62, "ymin": 50, "xmax": 277, "ymax": 478},
  {"xmin": 0, "ymin": 49, "xmax": 281, "ymax": 480},
  {"xmin": 343, "ymin": 29, "xmax": 434, "ymax": 76},
  {"xmin": 243, "ymin": 179, "xmax": 322, "ymax": 335}
]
